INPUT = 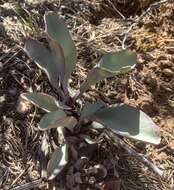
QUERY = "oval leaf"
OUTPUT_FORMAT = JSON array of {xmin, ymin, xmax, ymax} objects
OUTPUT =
[
  {"xmin": 21, "ymin": 92, "xmax": 59, "ymax": 112},
  {"xmin": 24, "ymin": 38, "xmax": 62, "ymax": 90},
  {"xmin": 47, "ymin": 143, "xmax": 68, "ymax": 180},
  {"xmin": 48, "ymin": 116, "xmax": 77, "ymax": 130},
  {"xmin": 45, "ymin": 12, "xmax": 77, "ymax": 84},
  {"xmin": 91, "ymin": 104, "xmax": 161, "ymax": 145},
  {"xmin": 98, "ymin": 51, "xmax": 136, "ymax": 72},
  {"xmin": 48, "ymin": 38, "xmax": 65, "ymax": 83},
  {"xmin": 39, "ymin": 110, "xmax": 77, "ymax": 131},
  {"xmin": 78, "ymin": 51, "xmax": 136, "ymax": 97},
  {"xmin": 80, "ymin": 100, "xmax": 105, "ymax": 120}
]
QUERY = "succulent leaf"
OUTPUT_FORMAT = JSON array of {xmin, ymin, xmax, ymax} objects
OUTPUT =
[
  {"xmin": 47, "ymin": 143, "xmax": 68, "ymax": 180},
  {"xmin": 24, "ymin": 38, "xmax": 62, "ymax": 91},
  {"xmin": 90, "ymin": 104, "xmax": 161, "ymax": 145},
  {"xmin": 45, "ymin": 12, "xmax": 77, "ymax": 84},
  {"xmin": 48, "ymin": 38, "xmax": 65, "ymax": 83},
  {"xmin": 21, "ymin": 93, "xmax": 60, "ymax": 112},
  {"xmin": 80, "ymin": 100, "xmax": 105, "ymax": 120},
  {"xmin": 78, "ymin": 51, "xmax": 136, "ymax": 97},
  {"xmin": 98, "ymin": 51, "xmax": 136, "ymax": 71},
  {"xmin": 39, "ymin": 110, "xmax": 77, "ymax": 130}
]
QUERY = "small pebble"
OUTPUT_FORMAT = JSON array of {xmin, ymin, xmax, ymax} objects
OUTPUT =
[
  {"xmin": 16, "ymin": 96, "xmax": 32, "ymax": 113},
  {"xmin": 163, "ymin": 68, "xmax": 173, "ymax": 77},
  {"xmin": 0, "ymin": 95, "xmax": 5, "ymax": 103}
]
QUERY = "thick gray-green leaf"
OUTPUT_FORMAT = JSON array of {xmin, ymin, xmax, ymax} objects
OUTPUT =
[
  {"xmin": 91, "ymin": 104, "xmax": 160, "ymax": 145},
  {"xmin": 45, "ymin": 12, "xmax": 77, "ymax": 84},
  {"xmin": 48, "ymin": 38, "xmax": 65, "ymax": 83},
  {"xmin": 80, "ymin": 100, "xmax": 105, "ymax": 120},
  {"xmin": 47, "ymin": 143, "xmax": 68, "ymax": 180},
  {"xmin": 21, "ymin": 92, "xmax": 70, "ymax": 112},
  {"xmin": 21, "ymin": 92, "xmax": 58, "ymax": 112},
  {"xmin": 78, "ymin": 51, "xmax": 136, "ymax": 97},
  {"xmin": 24, "ymin": 38, "xmax": 61, "ymax": 90},
  {"xmin": 98, "ymin": 51, "xmax": 136, "ymax": 71},
  {"xmin": 39, "ymin": 110, "xmax": 77, "ymax": 130}
]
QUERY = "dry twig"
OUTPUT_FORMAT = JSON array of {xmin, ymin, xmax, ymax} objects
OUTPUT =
[{"xmin": 9, "ymin": 179, "xmax": 45, "ymax": 190}]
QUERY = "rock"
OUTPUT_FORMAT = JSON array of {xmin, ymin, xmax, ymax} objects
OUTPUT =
[
  {"xmin": 163, "ymin": 68, "xmax": 173, "ymax": 77},
  {"xmin": 16, "ymin": 96, "xmax": 32, "ymax": 113},
  {"xmin": 0, "ymin": 95, "xmax": 5, "ymax": 103}
]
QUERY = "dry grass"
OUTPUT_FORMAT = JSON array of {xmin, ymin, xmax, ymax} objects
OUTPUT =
[{"xmin": 0, "ymin": 0, "xmax": 174, "ymax": 189}]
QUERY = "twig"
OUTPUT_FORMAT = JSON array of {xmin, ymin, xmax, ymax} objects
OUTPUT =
[
  {"xmin": 106, "ymin": 0, "xmax": 125, "ymax": 19},
  {"xmin": 0, "ymin": 168, "xmax": 9, "ymax": 186},
  {"xmin": 11, "ymin": 167, "xmax": 29, "ymax": 187},
  {"xmin": 105, "ymin": 129, "xmax": 163, "ymax": 177},
  {"xmin": 122, "ymin": 0, "xmax": 172, "ymax": 49},
  {"xmin": 3, "ymin": 49, "xmax": 22, "ymax": 66},
  {"xmin": 9, "ymin": 179, "xmax": 45, "ymax": 190}
]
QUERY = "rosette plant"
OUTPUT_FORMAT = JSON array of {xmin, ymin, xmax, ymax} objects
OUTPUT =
[{"xmin": 21, "ymin": 12, "xmax": 161, "ymax": 180}]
